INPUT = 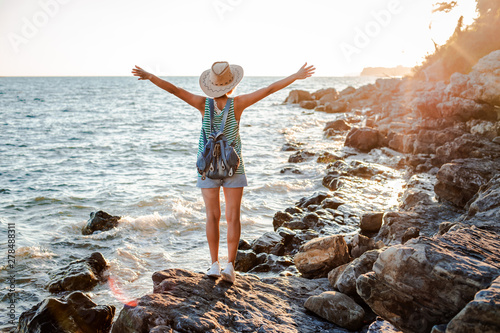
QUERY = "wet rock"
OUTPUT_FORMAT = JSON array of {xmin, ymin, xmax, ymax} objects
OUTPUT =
[
  {"xmin": 316, "ymin": 151, "xmax": 340, "ymax": 164},
  {"xmin": 312, "ymin": 88, "xmax": 337, "ymax": 101},
  {"xmin": 325, "ymin": 101, "xmax": 347, "ymax": 113},
  {"xmin": 335, "ymin": 249, "xmax": 382, "ymax": 296},
  {"xmin": 294, "ymin": 235, "xmax": 350, "ymax": 278},
  {"xmin": 299, "ymin": 100, "xmax": 317, "ymax": 109},
  {"xmin": 281, "ymin": 142, "xmax": 302, "ymax": 151},
  {"xmin": 288, "ymin": 150, "xmax": 315, "ymax": 163},
  {"xmin": 366, "ymin": 317, "xmax": 402, "ymax": 333},
  {"xmin": 235, "ymin": 249, "xmax": 266, "ymax": 272},
  {"xmin": 345, "ymin": 127, "xmax": 383, "ymax": 152},
  {"xmin": 434, "ymin": 157, "xmax": 500, "ymax": 208},
  {"xmin": 276, "ymin": 227, "xmax": 296, "ymax": 244},
  {"xmin": 468, "ymin": 119, "xmax": 500, "ymax": 140},
  {"xmin": 296, "ymin": 191, "xmax": 331, "ymax": 208},
  {"xmin": 324, "ymin": 119, "xmax": 351, "ymax": 132},
  {"xmin": 301, "ymin": 212, "xmax": 319, "ymax": 228},
  {"xmin": 280, "ymin": 167, "xmax": 302, "ymax": 174},
  {"xmin": 82, "ymin": 211, "xmax": 120, "ymax": 235},
  {"xmin": 320, "ymin": 198, "xmax": 344, "ymax": 210},
  {"xmin": 284, "ymin": 90, "xmax": 313, "ymax": 104},
  {"xmin": 285, "ymin": 206, "xmax": 303, "ymax": 215},
  {"xmin": 446, "ymin": 275, "xmax": 500, "ymax": 332},
  {"xmin": 459, "ymin": 174, "xmax": 500, "ymax": 234},
  {"xmin": 356, "ymin": 226, "xmax": 500, "ymax": 333},
  {"xmin": 273, "ymin": 211, "xmax": 294, "ymax": 230},
  {"xmin": 251, "ymin": 232, "xmax": 285, "ymax": 255},
  {"xmin": 17, "ymin": 291, "xmax": 115, "ymax": 333},
  {"xmin": 112, "ymin": 268, "xmax": 338, "ymax": 333},
  {"xmin": 359, "ymin": 212, "xmax": 384, "ymax": 233},
  {"xmin": 47, "ymin": 252, "xmax": 108, "ymax": 293},
  {"xmin": 304, "ymin": 291, "xmax": 365, "ymax": 330}
]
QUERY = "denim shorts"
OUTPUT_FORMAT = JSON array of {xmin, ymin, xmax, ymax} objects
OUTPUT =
[{"xmin": 196, "ymin": 173, "xmax": 248, "ymax": 188}]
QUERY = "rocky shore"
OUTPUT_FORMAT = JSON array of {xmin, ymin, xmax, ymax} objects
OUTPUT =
[{"xmin": 15, "ymin": 50, "xmax": 500, "ymax": 332}]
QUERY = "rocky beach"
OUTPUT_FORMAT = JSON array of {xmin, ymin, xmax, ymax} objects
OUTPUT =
[{"xmin": 13, "ymin": 50, "xmax": 500, "ymax": 332}]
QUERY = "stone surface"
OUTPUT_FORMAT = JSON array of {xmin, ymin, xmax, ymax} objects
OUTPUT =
[
  {"xmin": 366, "ymin": 317, "xmax": 403, "ymax": 333},
  {"xmin": 112, "ymin": 268, "xmax": 344, "ymax": 333},
  {"xmin": 82, "ymin": 211, "xmax": 120, "ymax": 235},
  {"xmin": 359, "ymin": 213, "xmax": 384, "ymax": 233},
  {"xmin": 446, "ymin": 275, "xmax": 500, "ymax": 333},
  {"xmin": 251, "ymin": 232, "xmax": 284, "ymax": 255},
  {"xmin": 345, "ymin": 127, "xmax": 383, "ymax": 152},
  {"xmin": 335, "ymin": 249, "xmax": 382, "ymax": 296},
  {"xmin": 294, "ymin": 235, "xmax": 350, "ymax": 278},
  {"xmin": 459, "ymin": 174, "xmax": 500, "ymax": 234},
  {"xmin": 325, "ymin": 101, "xmax": 347, "ymax": 113},
  {"xmin": 284, "ymin": 90, "xmax": 313, "ymax": 104},
  {"xmin": 235, "ymin": 249, "xmax": 266, "ymax": 272},
  {"xmin": 288, "ymin": 150, "xmax": 315, "ymax": 163},
  {"xmin": 47, "ymin": 252, "xmax": 108, "ymax": 293},
  {"xmin": 17, "ymin": 291, "xmax": 115, "ymax": 333},
  {"xmin": 299, "ymin": 100, "xmax": 317, "ymax": 110},
  {"xmin": 356, "ymin": 226, "xmax": 500, "ymax": 333},
  {"xmin": 312, "ymin": 87, "xmax": 337, "ymax": 101},
  {"xmin": 434, "ymin": 158, "xmax": 500, "ymax": 208},
  {"xmin": 304, "ymin": 291, "xmax": 365, "ymax": 330},
  {"xmin": 324, "ymin": 119, "xmax": 351, "ymax": 132}
]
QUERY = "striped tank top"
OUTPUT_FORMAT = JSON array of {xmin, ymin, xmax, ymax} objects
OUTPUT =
[{"xmin": 197, "ymin": 97, "xmax": 245, "ymax": 176}]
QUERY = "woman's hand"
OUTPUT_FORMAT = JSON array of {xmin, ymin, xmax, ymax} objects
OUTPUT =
[
  {"xmin": 131, "ymin": 65, "xmax": 153, "ymax": 80},
  {"xmin": 294, "ymin": 63, "xmax": 316, "ymax": 80}
]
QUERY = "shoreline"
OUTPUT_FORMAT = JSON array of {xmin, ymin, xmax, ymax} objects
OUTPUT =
[{"xmin": 13, "ymin": 51, "xmax": 500, "ymax": 332}]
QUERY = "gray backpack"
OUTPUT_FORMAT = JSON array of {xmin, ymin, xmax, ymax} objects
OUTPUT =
[{"xmin": 196, "ymin": 98, "xmax": 240, "ymax": 180}]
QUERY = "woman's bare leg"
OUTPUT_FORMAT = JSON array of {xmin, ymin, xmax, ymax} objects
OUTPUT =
[
  {"xmin": 201, "ymin": 188, "xmax": 221, "ymax": 264},
  {"xmin": 222, "ymin": 187, "xmax": 244, "ymax": 264}
]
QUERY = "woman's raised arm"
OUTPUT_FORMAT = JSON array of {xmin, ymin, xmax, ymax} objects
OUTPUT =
[
  {"xmin": 234, "ymin": 63, "xmax": 315, "ymax": 119},
  {"xmin": 132, "ymin": 65, "xmax": 206, "ymax": 114}
]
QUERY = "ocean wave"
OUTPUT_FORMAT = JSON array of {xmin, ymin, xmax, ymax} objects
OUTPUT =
[{"xmin": 16, "ymin": 245, "xmax": 55, "ymax": 259}]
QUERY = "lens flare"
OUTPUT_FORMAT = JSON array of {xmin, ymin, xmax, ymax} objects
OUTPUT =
[{"xmin": 108, "ymin": 276, "xmax": 138, "ymax": 307}]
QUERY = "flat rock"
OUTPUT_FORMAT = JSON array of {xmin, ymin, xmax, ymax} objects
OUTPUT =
[
  {"xmin": 17, "ymin": 291, "xmax": 115, "ymax": 333},
  {"xmin": 111, "ymin": 268, "xmax": 343, "ymax": 333},
  {"xmin": 356, "ymin": 226, "xmax": 500, "ymax": 333},
  {"xmin": 304, "ymin": 291, "xmax": 365, "ymax": 330}
]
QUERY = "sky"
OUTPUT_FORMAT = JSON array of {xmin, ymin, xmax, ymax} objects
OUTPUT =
[{"xmin": 0, "ymin": 0, "xmax": 478, "ymax": 77}]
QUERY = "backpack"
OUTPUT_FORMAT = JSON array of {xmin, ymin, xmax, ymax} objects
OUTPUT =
[{"xmin": 196, "ymin": 98, "xmax": 240, "ymax": 180}]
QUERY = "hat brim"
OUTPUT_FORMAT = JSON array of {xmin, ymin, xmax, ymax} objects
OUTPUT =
[{"xmin": 199, "ymin": 64, "xmax": 244, "ymax": 98}]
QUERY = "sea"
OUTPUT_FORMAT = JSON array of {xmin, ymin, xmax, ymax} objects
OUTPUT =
[{"xmin": 0, "ymin": 75, "xmax": 404, "ymax": 329}]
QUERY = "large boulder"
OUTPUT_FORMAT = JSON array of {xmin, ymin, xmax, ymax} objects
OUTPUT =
[
  {"xmin": 294, "ymin": 235, "xmax": 351, "ymax": 278},
  {"xmin": 345, "ymin": 127, "xmax": 383, "ymax": 153},
  {"xmin": 284, "ymin": 90, "xmax": 313, "ymax": 104},
  {"xmin": 459, "ymin": 174, "xmax": 500, "ymax": 234},
  {"xmin": 82, "ymin": 211, "xmax": 120, "ymax": 235},
  {"xmin": 325, "ymin": 101, "xmax": 347, "ymax": 113},
  {"xmin": 112, "ymin": 268, "xmax": 340, "ymax": 333},
  {"xmin": 17, "ymin": 292, "xmax": 115, "ymax": 333},
  {"xmin": 312, "ymin": 87, "xmax": 337, "ymax": 101},
  {"xmin": 304, "ymin": 291, "xmax": 365, "ymax": 330},
  {"xmin": 47, "ymin": 252, "xmax": 108, "ymax": 293},
  {"xmin": 434, "ymin": 158, "xmax": 500, "ymax": 208},
  {"xmin": 446, "ymin": 275, "xmax": 500, "ymax": 332},
  {"xmin": 356, "ymin": 226, "xmax": 500, "ymax": 333}
]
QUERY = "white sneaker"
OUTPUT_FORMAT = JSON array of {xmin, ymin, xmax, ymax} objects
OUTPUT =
[
  {"xmin": 206, "ymin": 261, "xmax": 221, "ymax": 278},
  {"xmin": 221, "ymin": 262, "xmax": 236, "ymax": 283}
]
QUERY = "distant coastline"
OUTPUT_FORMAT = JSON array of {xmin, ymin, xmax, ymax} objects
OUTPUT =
[{"xmin": 360, "ymin": 65, "xmax": 411, "ymax": 77}]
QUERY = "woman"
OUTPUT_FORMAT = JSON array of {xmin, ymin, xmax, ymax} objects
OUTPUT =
[{"xmin": 132, "ymin": 61, "xmax": 315, "ymax": 282}]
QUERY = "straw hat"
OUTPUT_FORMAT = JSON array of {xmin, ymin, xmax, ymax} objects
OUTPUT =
[{"xmin": 199, "ymin": 61, "xmax": 244, "ymax": 98}]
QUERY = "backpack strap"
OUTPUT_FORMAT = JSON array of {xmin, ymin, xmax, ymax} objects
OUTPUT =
[
  {"xmin": 218, "ymin": 98, "xmax": 233, "ymax": 133},
  {"xmin": 208, "ymin": 98, "xmax": 215, "ymax": 133}
]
